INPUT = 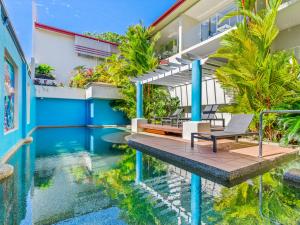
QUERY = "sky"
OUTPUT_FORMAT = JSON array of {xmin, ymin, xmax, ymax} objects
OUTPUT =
[{"xmin": 3, "ymin": 0, "xmax": 176, "ymax": 60}]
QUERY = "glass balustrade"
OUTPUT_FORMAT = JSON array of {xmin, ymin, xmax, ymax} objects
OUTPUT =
[{"xmin": 183, "ymin": 4, "xmax": 242, "ymax": 49}]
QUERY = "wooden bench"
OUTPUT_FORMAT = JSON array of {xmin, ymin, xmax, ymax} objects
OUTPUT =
[{"xmin": 138, "ymin": 123, "xmax": 183, "ymax": 134}]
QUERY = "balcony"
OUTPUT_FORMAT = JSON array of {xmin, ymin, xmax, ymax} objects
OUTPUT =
[
  {"xmin": 182, "ymin": 4, "xmax": 241, "ymax": 50},
  {"xmin": 156, "ymin": 39, "xmax": 179, "ymax": 60}
]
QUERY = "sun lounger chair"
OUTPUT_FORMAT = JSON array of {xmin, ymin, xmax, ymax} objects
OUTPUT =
[
  {"xmin": 161, "ymin": 108, "xmax": 184, "ymax": 126},
  {"xmin": 191, "ymin": 114, "xmax": 257, "ymax": 152},
  {"xmin": 176, "ymin": 105, "xmax": 225, "ymax": 127},
  {"xmin": 150, "ymin": 108, "xmax": 183, "ymax": 125}
]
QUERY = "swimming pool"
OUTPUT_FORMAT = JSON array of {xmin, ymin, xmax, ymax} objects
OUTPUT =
[{"xmin": 0, "ymin": 127, "xmax": 299, "ymax": 225}]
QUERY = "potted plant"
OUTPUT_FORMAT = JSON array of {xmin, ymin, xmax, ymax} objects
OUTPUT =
[{"xmin": 35, "ymin": 64, "xmax": 55, "ymax": 80}]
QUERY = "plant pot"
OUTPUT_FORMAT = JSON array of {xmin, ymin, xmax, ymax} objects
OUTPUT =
[{"xmin": 35, "ymin": 73, "xmax": 55, "ymax": 80}]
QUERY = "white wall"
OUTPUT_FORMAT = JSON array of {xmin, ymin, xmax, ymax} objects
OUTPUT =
[
  {"xmin": 35, "ymin": 85, "xmax": 123, "ymax": 100},
  {"xmin": 35, "ymin": 86, "xmax": 86, "ymax": 100},
  {"xmin": 273, "ymin": 24, "xmax": 300, "ymax": 61},
  {"xmin": 34, "ymin": 29, "xmax": 102, "ymax": 85},
  {"xmin": 86, "ymin": 83, "xmax": 122, "ymax": 100},
  {"xmin": 170, "ymin": 79, "xmax": 232, "ymax": 125}
]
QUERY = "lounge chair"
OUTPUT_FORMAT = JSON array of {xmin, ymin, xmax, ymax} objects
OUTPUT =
[
  {"xmin": 191, "ymin": 114, "xmax": 257, "ymax": 152},
  {"xmin": 150, "ymin": 108, "xmax": 183, "ymax": 125},
  {"xmin": 161, "ymin": 108, "xmax": 184, "ymax": 126},
  {"xmin": 176, "ymin": 105, "xmax": 225, "ymax": 127}
]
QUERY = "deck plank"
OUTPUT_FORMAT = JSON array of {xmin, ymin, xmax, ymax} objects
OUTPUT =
[{"xmin": 126, "ymin": 133, "xmax": 299, "ymax": 187}]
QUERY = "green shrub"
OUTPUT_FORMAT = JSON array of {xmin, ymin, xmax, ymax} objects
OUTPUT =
[{"xmin": 35, "ymin": 64, "xmax": 55, "ymax": 80}]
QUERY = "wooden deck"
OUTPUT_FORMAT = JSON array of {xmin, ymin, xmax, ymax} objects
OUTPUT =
[
  {"xmin": 138, "ymin": 123, "xmax": 183, "ymax": 134},
  {"xmin": 126, "ymin": 133, "xmax": 299, "ymax": 187}
]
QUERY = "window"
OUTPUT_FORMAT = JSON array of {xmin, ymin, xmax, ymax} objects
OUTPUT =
[{"xmin": 4, "ymin": 56, "xmax": 18, "ymax": 133}]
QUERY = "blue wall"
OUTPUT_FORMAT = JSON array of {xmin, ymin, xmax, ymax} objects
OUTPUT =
[
  {"xmin": 88, "ymin": 99, "xmax": 129, "ymax": 126},
  {"xmin": 36, "ymin": 98, "xmax": 128, "ymax": 127},
  {"xmin": 36, "ymin": 98, "xmax": 87, "ymax": 126},
  {"xmin": 0, "ymin": 9, "xmax": 36, "ymax": 158}
]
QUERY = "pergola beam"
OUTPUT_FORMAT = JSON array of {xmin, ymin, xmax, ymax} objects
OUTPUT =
[{"xmin": 131, "ymin": 57, "xmax": 223, "ymax": 86}]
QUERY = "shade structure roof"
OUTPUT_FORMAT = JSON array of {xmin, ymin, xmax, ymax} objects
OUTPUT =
[{"xmin": 132, "ymin": 54, "xmax": 226, "ymax": 87}]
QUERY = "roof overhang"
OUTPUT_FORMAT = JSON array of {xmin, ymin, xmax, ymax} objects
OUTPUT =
[
  {"xmin": 35, "ymin": 22, "xmax": 119, "ymax": 46},
  {"xmin": 150, "ymin": 0, "xmax": 199, "ymax": 33}
]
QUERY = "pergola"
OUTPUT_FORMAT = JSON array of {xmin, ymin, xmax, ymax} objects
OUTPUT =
[
  {"xmin": 133, "ymin": 54, "xmax": 226, "ymax": 225},
  {"xmin": 132, "ymin": 54, "xmax": 225, "ymax": 87},
  {"xmin": 132, "ymin": 54, "xmax": 226, "ymax": 121}
]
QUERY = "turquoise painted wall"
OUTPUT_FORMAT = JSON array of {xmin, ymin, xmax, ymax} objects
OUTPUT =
[
  {"xmin": 36, "ymin": 98, "xmax": 129, "ymax": 127},
  {"xmin": 88, "ymin": 99, "xmax": 129, "ymax": 126},
  {"xmin": 36, "ymin": 98, "xmax": 87, "ymax": 126},
  {"xmin": 0, "ymin": 9, "xmax": 36, "ymax": 158}
]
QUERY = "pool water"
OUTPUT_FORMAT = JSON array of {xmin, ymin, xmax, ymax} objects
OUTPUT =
[{"xmin": 0, "ymin": 127, "xmax": 299, "ymax": 225}]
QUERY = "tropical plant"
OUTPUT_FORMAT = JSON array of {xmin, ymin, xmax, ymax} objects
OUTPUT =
[
  {"xmin": 84, "ymin": 31, "xmax": 124, "ymax": 44},
  {"xmin": 69, "ymin": 66, "xmax": 97, "ymax": 88},
  {"xmin": 35, "ymin": 64, "xmax": 55, "ymax": 80},
  {"xmin": 278, "ymin": 101, "xmax": 300, "ymax": 145},
  {"xmin": 144, "ymin": 87, "xmax": 180, "ymax": 119},
  {"xmin": 70, "ymin": 24, "xmax": 179, "ymax": 118},
  {"xmin": 212, "ymin": 0, "xmax": 300, "ymax": 141},
  {"xmin": 214, "ymin": 161, "xmax": 300, "ymax": 224},
  {"xmin": 96, "ymin": 144, "xmax": 168, "ymax": 225},
  {"xmin": 101, "ymin": 24, "xmax": 179, "ymax": 119}
]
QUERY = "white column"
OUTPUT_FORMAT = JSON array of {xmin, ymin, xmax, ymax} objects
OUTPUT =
[{"xmin": 178, "ymin": 18, "xmax": 183, "ymax": 55}]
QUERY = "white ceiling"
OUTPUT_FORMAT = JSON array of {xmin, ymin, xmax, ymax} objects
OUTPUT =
[{"xmin": 184, "ymin": 0, "xmax": 234, "ymax": 22}]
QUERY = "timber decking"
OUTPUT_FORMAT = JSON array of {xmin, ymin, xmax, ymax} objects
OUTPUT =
[{"xmin": 126, "ymin": 133, "xmax": 299, "ymax": 187}]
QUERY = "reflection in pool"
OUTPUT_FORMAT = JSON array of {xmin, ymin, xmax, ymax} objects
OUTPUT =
[{"xmin": 0, "ymin": 127, "xmax": 299, "ymax": 225}]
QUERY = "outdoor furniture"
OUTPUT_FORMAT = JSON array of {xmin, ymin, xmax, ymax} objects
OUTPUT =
[
  {"xmin": 176, "ymin": 105, "xmax": 225, "ymax": 127},
  {"xmin": 150, "ymin": 108, "xmax": 183, "ymax": 125},
  {"xmin": 191, "ymin": 114, "xmax": 257, "ymax": 152},
  {"xmin": 161, "ymin": 108, "xmax": 184, "ymax": 126}
]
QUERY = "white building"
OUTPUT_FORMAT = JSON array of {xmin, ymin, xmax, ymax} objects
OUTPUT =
[
  {"xmin": 33, "ymin": 22, "xmax": 118, "ymax": 85},
  {"xmin": 149, "ymin": 0, "xmax": 300, "ymax": 122}
]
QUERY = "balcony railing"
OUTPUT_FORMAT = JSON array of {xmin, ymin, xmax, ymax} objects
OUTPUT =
[
  {"xmin": 157, "ymin": 39, "xmax": 179, "ymax": 60},
  {"xmin": 183, "ymin": 4, "xmax": 242, "ymax": 50}
]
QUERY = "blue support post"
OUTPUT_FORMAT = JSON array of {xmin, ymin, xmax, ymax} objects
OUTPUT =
[
  {"xmin": 136, "ymin": 81, "xmax": 143, "ymax": 118},
  {"xmin": 135, "ymin": 151, "xmax": 143, "ymax": 184},
  {"xmin": 191, "ymin": 173, "xmax": 202, "ymax": 225},
  {"xmin": 191, "ymin": 60, "xmax": 202, "ymax": 121},
  {"xmin": 191, "ymin": 60, "xmax": 202, "ymax": 224},
  {"xmin": 136, "ymin": 81, "xmax": 143, "ymax": 184}
]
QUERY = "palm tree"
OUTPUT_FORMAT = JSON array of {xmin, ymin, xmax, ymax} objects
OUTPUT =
[
  {"xmin": 104, "ymin": 24, "xmax": 179, "ymax": 119},
  {"xmin": 212, "ymin": 0, "xmax": 300, "ymax": 139}
]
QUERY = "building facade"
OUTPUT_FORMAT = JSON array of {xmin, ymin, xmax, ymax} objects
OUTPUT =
[
  {"xmin": 33, "ymin": 22, "xmax": 118, "ymax": 85},
  {"xmin": 151, "ymin": 0, "xmax": 300, "ymax": 123}
]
